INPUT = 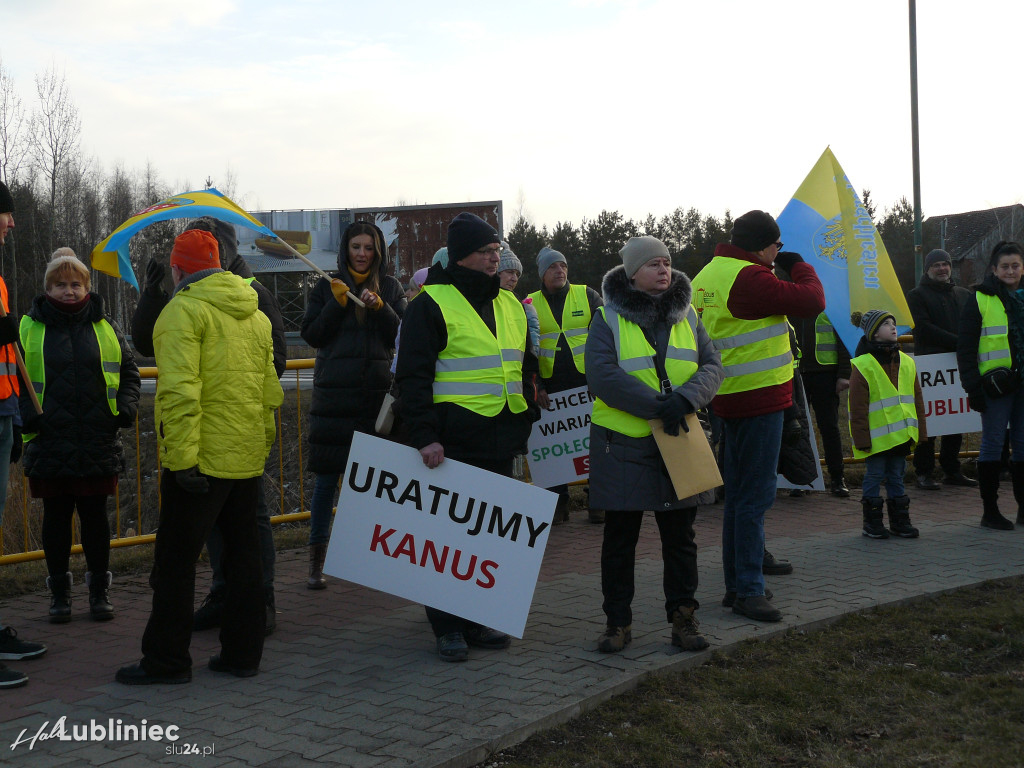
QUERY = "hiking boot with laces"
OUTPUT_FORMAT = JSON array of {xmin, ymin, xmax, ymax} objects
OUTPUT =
[
  {"xmin": 597, "ymin": 624, "xmax": 632, "ymax": 653},
  {"xmin": 671, "ymin": 606, "xmax": 709, "ymax": 651},
  {"xmin": 192, "ymin": 588, "xmax": 225, "ymax": 631}
]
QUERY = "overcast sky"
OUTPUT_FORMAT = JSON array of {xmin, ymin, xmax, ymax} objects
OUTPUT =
[{"xmin": 4, "ymin": 0, "xmax": 1021, "ymax": 232}]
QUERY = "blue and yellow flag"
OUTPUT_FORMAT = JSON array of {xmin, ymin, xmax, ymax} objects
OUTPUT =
[
  {"xmin": 776, "ymin": 148, "xmax": 912, "ymax": 356},
  {"xmin": 90, "ymin": 188, "xmax": 277, "ymax": 290}
]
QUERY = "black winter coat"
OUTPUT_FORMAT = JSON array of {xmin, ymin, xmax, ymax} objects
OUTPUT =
[
  {"xmin": 19, "ymin": 293, "xmax": 141, "ymax": 479},
  {"xmin": 301, "ymin": 261, "xmax": 406, "ymax": 474},
  {"xmin": 907, "ymin": 273, "xmax": 971, "ymax": 356},
  {"xmin": 395, "ymin": 262, "xmax": 541, "ymax": 464},
  {"xmin": 534, "ymin": 283, "xmax": 603, "ymax": 393},
  {"xmin": 957, "ymin": 273, "xmax": 1024, "ymax": 406}
]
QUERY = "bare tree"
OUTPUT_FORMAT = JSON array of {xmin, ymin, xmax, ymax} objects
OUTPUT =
[{"xmin": 30, "ymin": 64, "xmax": 81, "ymax": 253}]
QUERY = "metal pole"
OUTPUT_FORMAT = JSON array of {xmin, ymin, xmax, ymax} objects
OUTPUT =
[{"xmin": 909, "ymin": 0, "xmax": 924, "ymax": 282}]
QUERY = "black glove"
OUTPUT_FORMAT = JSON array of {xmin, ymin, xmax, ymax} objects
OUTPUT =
[
  {"xmin": 144, "ymin": 258, "xmax": 167, "ymax": 297},
  {"xmin": 968, "ymin": 390, "xmax": 986, "ymax": 413},
  {"xmin": 116, "ymin": 411, "xmax": 136, "ymax": 429},
  {"xmin": 774, "ymin": 251, "xmax": 804, "ymax": 273},
  {"xmin": 782, "ymin": 416, "xmax": 804, "ymax": 446},
  {"xmin": 655, "ymin": 392, "xmax": 693, "ymax": 437},
  {"xmin": 0, "ymin": 313, "xmax": 18, "ymax": 346},
  {"xmin": 22, "ymin": 413, "xmax": 41, "ymax": 434},
  {"xmin": 9, "ymin": 423, "xmax": 21, "ymax": 464},
  {"xmin": 175, "ymin": 466, "xmax": 209, "ymax": 494}
]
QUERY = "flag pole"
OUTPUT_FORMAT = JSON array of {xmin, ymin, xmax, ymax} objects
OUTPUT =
[
  {"xmin": 273, "ymin": 239, "xmax": 366, "ymax": 309},
  {"xmin": 909, "ymin": 0, "xmax": 924, "ymax": 283},
  {"xmin": 0, "ymin": 304, "xmax": 42, "ymax": 414}
]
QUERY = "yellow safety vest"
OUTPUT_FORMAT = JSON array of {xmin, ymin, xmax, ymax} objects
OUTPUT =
[
  {"xmin": 529, "ymin": 284, "xmax": 591, "ymax": 378},
  {"xmin": 850, "ymin": 352, "xmax": 919, "ymax": 459},
  {"xmin": 19, "ymin": 315, "xmax": 122, "ymax": 442},
  {"xmin": 814, "ymin": 312, "xmax": 839, "ymax": 366},
  {"xmin": 591, "ymin": 306, "xmax": 700, "ymax": 438},
  {"xmin": 977, "ymin": 293, "xmax": 1012, "ymax": 375},
  {"xmin": 423, "ymin": 284, "xmax": 528, "ymax": 417},
  {"xmin": 691, "ymin": 256, "xmax": 792, "ymax": 394}
]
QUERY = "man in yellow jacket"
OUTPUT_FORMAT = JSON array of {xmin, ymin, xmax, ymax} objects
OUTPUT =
[{"xmin": 117, "ymin": 229, "xmax": 283, "ymax": 685}]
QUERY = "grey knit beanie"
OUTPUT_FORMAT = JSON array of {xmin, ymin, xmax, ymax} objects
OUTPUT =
[
  {"xmin": 619, "ymin": 236, "xmax": 671, "ymax": 278},
  {"xmin": 925, "ymin": 249, "xmax": 951, "ymax": 269},
  {"xmin": 537, "ymin": 246, "xmax": 567, "ymax": 279},
  {"xmin": 498, "ymin": 242, "xmax": 523, "ymax": 276}
]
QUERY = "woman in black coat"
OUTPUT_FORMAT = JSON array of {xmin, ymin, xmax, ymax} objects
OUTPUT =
[
  {"xmin": 301, "ymin": 222, "xmax": 406, "ymax": 587},
  {"xmin": 19, "ymin": 250, "xmax": 140, "ymax": 623}
]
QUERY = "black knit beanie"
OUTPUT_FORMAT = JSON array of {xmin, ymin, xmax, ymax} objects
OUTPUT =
[
  {"xmin": 924, "ymin": 249, "xmax": 951, "ymax": 269},
  {"xmin": 0, "ymin": 181, "xmax": 13, "ymax": 215},
  {"xmin": 447, "ymin": 213, "xmax": 499, "ymax": 264},
  {"xmin": 731, "ymin": 210, "xmax": 780, "ymax": 253}
]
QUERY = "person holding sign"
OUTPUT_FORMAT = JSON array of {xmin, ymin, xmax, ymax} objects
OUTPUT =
[
  {"xmin": 586, "ymin": 236, "xmax": 723, "ymax": 653},
  {"xmin": 396, "ymin": 212, "xmax": 542, "ymax": 662},
  {"xmin": 957, "ymin": 240, "xmax": 1024, "ymax": 530},
  {"xmin": 848, "ymin": 310, "xmax": 927, "ymax": 539},
  {"xmin": 529, "ymin": 247, "xmax": 604, "ymax": 523}
]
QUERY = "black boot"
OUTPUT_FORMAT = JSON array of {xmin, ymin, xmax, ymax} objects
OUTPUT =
[
  {"xmin": 307, "ymin": 543, "xmax": 327, "ymax": 589},
  {"xmin": 861, "ymin": 497, "xmax": 888, "ymax": 539},
  {"xmin": 978, "ymin": 461, "xmax": 1015, "ymax": 530},
  {"xmin": 886, "ymin": 495, "xmax": 919, "ymax": 538},
  {"xmin": 1010, "ymin": 462, "xmax": 1024, "ymax": 527},
  {"xmin": 46, "ymin": 572, "xmax": 73, "ymax": 623},
  {"xmin": 86, "ymin": 571, "xmax": 114, "ymax": 620}
]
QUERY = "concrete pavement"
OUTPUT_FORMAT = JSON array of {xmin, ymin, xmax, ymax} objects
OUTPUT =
[{"xmin": 1, "ymin": 481, "xmax": 1022, "ymax": 767}]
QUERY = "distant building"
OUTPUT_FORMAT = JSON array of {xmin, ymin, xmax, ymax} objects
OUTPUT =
[
  {"xmin": 924, "ymin": 204, "xmax": 1024, "ymax": 286},
  {"xmin": 240, "ymin": 201, "xmax": 502, "ymax": 330}
]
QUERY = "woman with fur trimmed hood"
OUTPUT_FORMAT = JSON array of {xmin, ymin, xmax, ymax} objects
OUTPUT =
[{"xmin": 586, "ymin": 236, "xmax": 723, "ymax": 655}]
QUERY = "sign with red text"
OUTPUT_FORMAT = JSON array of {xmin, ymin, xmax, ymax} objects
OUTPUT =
[
  {"xmin": 526, "ymin": 386, "xmax": 594, "ymax": 488},
  {"xmin": 324, "ymin": 432, "xmax": 557, "ymax": 638},
  {"xmin": 910, "ymin": 352, "xmax": 981, "ymax": 437}
]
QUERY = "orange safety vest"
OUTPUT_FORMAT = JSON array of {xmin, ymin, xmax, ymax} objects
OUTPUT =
[{"xmin": 0, "ymin": 277, "xmax": 19, "ymax": 399}]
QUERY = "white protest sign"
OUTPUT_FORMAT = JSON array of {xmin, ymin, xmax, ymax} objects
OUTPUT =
[
  {"xmin": 909, "ymin": 352, "xmax": 981, "ymax": 437},
  {"xmin": 324, "ymin": 432, "xmax": 558, "ymax": 638},
  {"xmin": 526, "ymin": 385, "xmax": 593, "ymax": 489}
]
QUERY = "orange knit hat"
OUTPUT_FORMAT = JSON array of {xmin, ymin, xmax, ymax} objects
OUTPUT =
[{"xmin": 171, "ymin": 229, "xmax": 220, "ymax": 274}]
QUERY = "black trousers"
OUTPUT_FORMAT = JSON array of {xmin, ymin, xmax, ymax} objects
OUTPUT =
[
  {"xmin": 601, "ymin": 507, "xmax": 698, "ymax": 627},
  {"xmin": 913, "ymin": 433, "xmax": 963, "ymax": 477},
  {"xmin": 425, "ymin": 456, "xmax": 513, "ymax": 638},
  {"xmin": 42, "ymin": 494, "xmax": 110, "ymax": 576},
  {"xmin": 141, "ymin": 470, "xmax": 264, "ymax": 675},
  {"xmin": 801, "ymin": 371, "xmax": 845, "ymax": 479}
]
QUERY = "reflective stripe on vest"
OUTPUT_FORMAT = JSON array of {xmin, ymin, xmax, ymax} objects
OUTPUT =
[
  {"xmin": 814, "ymin": 312, "xmax": 839, "ymax": 365},
  {"xmin": 850, "ymin": 352, "xmax": 919, "ymax": 459},
  {"xmin": 691, "ymin": 256, "xmax": 793, "ymax": 394},
  {"xmin": 19, "ymin": 315, "xmax": 122, "ymax": 442},
  {"xmin": 0, "ymin": 278, "xmax": 19, "ymax": 399},
  {"xmin": 591, "ymin": 305, "xmax": 699, "ymax": 438},
  {"xmin": 422, "ymin": 284, "xmax": 528, "ymax": 417},
  {"xmin": 528, "ymin": 284, "xmax": 591, "ymax": 378},
  {"xmin": 977, "ymin": 293, "xmax": 1012, "ymax": 374}
]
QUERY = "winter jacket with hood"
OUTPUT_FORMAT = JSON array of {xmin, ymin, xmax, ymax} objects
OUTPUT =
[
  {"xmin": 131, "ymin": 217, "xmax": 287, "ymax": 378},
  {"xmin": 301, "ymin": 232, "xmax": 406, "ymax": 474},
  {"xmin": 154, "ymin": 269, "xmax": 283, "ymax": 479},
  {"xmin": 907, "ymin": 272, "xmax": 971, "ymax": 356},
  {"xmin": 586, "ymin": 265, "xmax": 723, "ymax": 511},
  {"xmin": 395, "ymin": 261, "xmax": 541, "ymax": 464},
  {"xmin": 848, "ymin": 336, "xmax": 927, "ymax": 456},
  {"xmin": 19, "ymin": 292, "xmax": 141, "ymax": 479}
]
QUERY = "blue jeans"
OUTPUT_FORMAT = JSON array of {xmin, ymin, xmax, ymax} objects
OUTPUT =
[
  {"xmin": 0, "ymin": 415, "xmax": 12, "ymax": 524},
  {"xmin": 861, "ymin": 453, "xmax": 907, "ymax": 499},
  {"xmin": 722, "ymin": 411, "xmax": 783, "ymax": 598},
  {"xmin": 309, "ymin": 473, "xmax": 341, "ymax": 546},
  {"xmin": 979, "ymin": 389, "xmax": 1024, "ymax": 461}
]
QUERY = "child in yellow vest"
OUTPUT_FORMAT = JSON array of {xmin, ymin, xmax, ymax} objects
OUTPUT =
[{"xmin": 848, "ymin": 309, "xmax": 927, "ymax": 539}]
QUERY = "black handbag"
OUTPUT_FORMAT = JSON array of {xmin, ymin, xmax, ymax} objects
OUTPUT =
[{"xmin": 981, "ymin": 367, "xmax": 1019, "ymax": 399}]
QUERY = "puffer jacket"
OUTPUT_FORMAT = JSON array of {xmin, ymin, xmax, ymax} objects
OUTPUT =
[
  {"xmin": 301, "ymin": 251, "xmax": 406, "ymax": 474},
  {"xmin": 19, "ymin": 292, "xmax": 141, "ymax": 479},
  {"xmin": 153, "ymin": 270, "xmax": 283, "ymax": 478},
  {"xmin": 586, "ymin": 265, "xmax": 724, "ymax": 511}
]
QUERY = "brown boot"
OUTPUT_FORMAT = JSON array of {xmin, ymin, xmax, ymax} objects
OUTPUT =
[
  {"xmin": 597, "ymin": 624, "xmax": 631, "ymax": 653},
  {"xmin": 307, "ymin": 543, "xmax": 327, "ymax": 590},
  {"xmin": 671, "ymin": 606, "xmax": 709, "ymax": 651}
]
